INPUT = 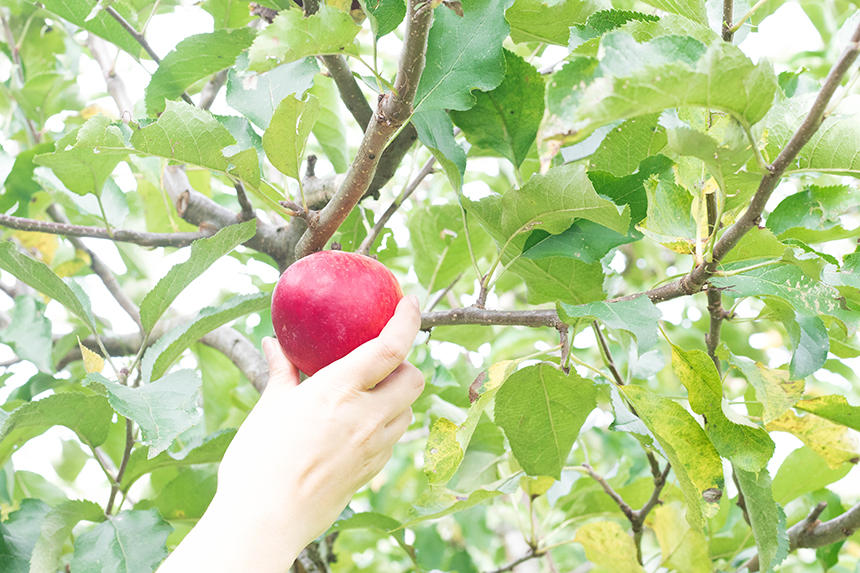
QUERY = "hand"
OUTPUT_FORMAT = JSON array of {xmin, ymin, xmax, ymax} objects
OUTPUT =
[{"xmin": 158, "ymin": 295, "xmax": 424, "ymax": 572}]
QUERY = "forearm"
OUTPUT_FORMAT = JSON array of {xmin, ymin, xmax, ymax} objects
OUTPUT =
[{"xmin": 157, "ymin": 493, "xmax": 305, "ymax": 573}]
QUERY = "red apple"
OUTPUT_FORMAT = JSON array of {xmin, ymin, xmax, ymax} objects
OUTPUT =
[{"xmin": 271, "ymin": 249, "xmax": 403, "ymax": 376}]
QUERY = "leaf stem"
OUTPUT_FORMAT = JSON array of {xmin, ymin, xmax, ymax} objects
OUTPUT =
[{"xmin": 728, "ymin": 0, "xmax": 770, "ymax": 34}]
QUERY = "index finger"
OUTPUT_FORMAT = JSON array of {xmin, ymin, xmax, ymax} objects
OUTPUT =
[{"xmin": 321, "ymin": 295, "xmax": 421, "ymax": 390}]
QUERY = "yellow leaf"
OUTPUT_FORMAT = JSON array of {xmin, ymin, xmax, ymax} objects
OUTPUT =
[
  {"xmin": 54, "ymin": 250, "xmax": 92, "ymax": 278},
  {"xmin": 14, "ymin": 231, "xmax": 59, "ymax": 265},
  {"xmin": 766, "ymin": 410, "xmax": 860, "ymax": 468},
  {"xmin": 575, "ymin": 521, "xmax": 646, "ymax": 573},
  {"xmin": 80, "ymin": 104, "xmax": 115, "ymax": 120},
  {"xmin": 78, "ymin": 338, "xmax": 105, "ymax": 374}
]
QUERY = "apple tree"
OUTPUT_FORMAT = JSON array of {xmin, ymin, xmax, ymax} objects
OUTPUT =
[{"xmin": 0, "ymin": 0, "xmax": 860, "ymax": 571}]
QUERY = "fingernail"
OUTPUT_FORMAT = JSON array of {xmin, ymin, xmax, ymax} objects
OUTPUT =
[
  {"xmin": 262, "ymin": 337, "xmax": 276, "ymax": 361},
  {"xmin": 406, "ymin": 294, "xmax": 420, "ymax": 310}
]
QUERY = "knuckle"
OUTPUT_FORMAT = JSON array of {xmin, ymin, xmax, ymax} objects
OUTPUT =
[{"xmin": 376, "ymin": 337, "xmax": 406, "ymax": 366}]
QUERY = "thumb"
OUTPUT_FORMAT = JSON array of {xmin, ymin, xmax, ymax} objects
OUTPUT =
[{"xmin": 263, "ymin": 337, "xmax": 300, "ymax": 391}]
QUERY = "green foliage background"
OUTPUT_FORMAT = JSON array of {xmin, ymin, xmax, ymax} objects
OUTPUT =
[{"xmin": 0, "ymin": 0, "xmax": 859, "ymax": 571}]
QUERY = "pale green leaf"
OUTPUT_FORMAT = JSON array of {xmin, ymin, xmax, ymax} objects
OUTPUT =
[
  {"xmin": 638, "ymin": 176, "xmax": 698, "ymax": 254},
  {"xmin": 506, "ymin": 0, "xmax": 606, "ymax": 45},
  {"xmin": 135, "ymin": 467, "xmax": 217, "ymax": 520},
  {"xmin": 309, "ymin": 75, "xmax": 350, "ymax": 173},
  {"xmin": 574, "ymin": 521, "xmax": 646, "ymax": 573},
  {"xmin": 771, "ymin": 446, "xmax": 853, "ymax": 506},
  {"xmin": 39, "ymin": 0, "xmax": 141, "ymax": 56},
  {"xmin": 358, "ymin": 0, "xmax": 406, "ymax": 39},
  {"xmin": 140, "ymin": 292, "xmax": 271, "ymax": 384},
  {"xmin": 70, "ymin": 509, "xmax": 171, "ymax": 573},
  {"xmin": 495, "ymin": 363, "xmax": 597, "ymax": 479},
  {"xmin": 671, "ymin": 345, "xmax": 775, "ymax": 472},
  {"xmin": 0, "ymin": 393, "xmax": 113, "ymax": 469},
  {"xmin": 652, "ymin": 502, "xmax": 713, "ymax": 573},
  {"xmin": 557, "ymin": 297, "xmax": 662, "ymax": 354},
  {"xmin": 226, "ymin": 57, "xmax": 319, "ymax": 129},
  {"xmin": 765, "ymin": 298, "xmax": 830, "ymax": 380},
  {"xmin": 29, "ymin": 500, "xmax": 105, "ymax": 573},
  {"xmin": 766, "ymin": 410, "xmax": 860, "ymax": 469},
  {"xmin": 86, "ymin": 371, "xmax": 202, "ymax": 458},
  {"xmin": 733, "ymin": 467, "xmax": 789, "ymax": 573},
  {"xmin": 795, "ymin": 395, "xmax": 860, "ymax": 432},
  {"xmin": 263, "ymin": 93, "xmax": 321, "ymax": 182},
  {"xmin": 721, "ymin": 350, "xmax": 803, "ymax": 424},
  {"xmin": 413, "ymin": 0, "xmax": 510, "ymax": 113},
  {"xmin": 569, "ymin": 9, "xmax": 660, "ymax": 50},
  {"xmin": 638, "ymin": 0, "xmax": 707, "ymax": 25},
  {"xmin": 248, "ymin": 6, "xmax": 361, "ymax": 72},
  {"xmin": 138, "ymin": 219, "xmax": 257, "ymax": 333},
  {"xmin": 450, "ymin": 49, "xmax": 545, "ymax": 169},
  {"xmin": 0, "ymin": 499, "xmax": 51, "ymax": 573},
  {"xmin": 587, "ymin": 113, "xmax": 668, "ymax": 177},
  {"xmin": 145, "ymin": 29, "xmax": 256, "ymax": 115},
  {"xmin": 412, "ymin": 109, "xmax": 467, "ymax": 191},
  {"xmin": 619, "ymin": 384, "xmax": 724, "ymax": 529},
  {"xmin": 400, "ymin": 473, "xmax": 521, "ymax": 529},
  {"xmin": 0, "ymin": 296, "xmax": 52, "ymax": 372}
]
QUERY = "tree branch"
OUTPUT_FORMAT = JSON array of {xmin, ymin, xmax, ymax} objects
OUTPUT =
[
  {"xmin": 294, "ymin": 0, "xmax": 432, "ymax": 257},
  {"xmin": 46, "ymin": 204, "xmax": 144, "ymax": 332},
  {"xmin": 0, "ymin": 212, "xmax": 212, "ymax": 247},
  {"xmin": 740, "ymin": 501, "xmax": 860, "ymax": 572},
  {"xmin": 722, "ymin": 0, "xmax": 734, "ymax": 43},
  {"xmin": 357, "ymin": 155, "xmax": 435, "ymax": 255},
  {"xmin": 421, "ymin": 307, "xmax": 564, "ymax": 330},
  {"xmin": 86, "ymin": 34, "xmax": 133, "ymax": 115},
  {"xmin": 592, "ymin": 321, "xmax": 624, "ymax": 386},
  {"xmin": 199, "ymin": 69, "xmax": 229, "ymax": 111}
]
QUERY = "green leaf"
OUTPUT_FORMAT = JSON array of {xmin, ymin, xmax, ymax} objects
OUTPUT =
[
  {"xmin": 765, "ymin": 298, "xmax": 830, "ymax": 380},
  {"xmin": 557, "ymin": 297, "xmax": 662, "ymax": 354},
  {"xmin": 138, "ymin": 219, "xmax": 257, "ymax": 333},
  {"xmin": 711, "ymin": 264, "xmax": 860, "ymax": 336},
  {"xmin": 733, "ymin": 467, "xmax": 789, "ymax": 573},
  {"xmin": 652, "ymin": 502, "xmax": 713, "ymax": 573},
  {"xmin": 140, "ymin": 292, "xmax": 271, "ymax": 384},
  {"xmin": 0, "ymin": 393, "xmax": 113, "ymax": 469},
  {"xmin": 202, "ymin": 0, "xmax": 256, "ymax": 29},
  {"xmin": 408, "ymin": 203, "xmax": 490, "ymax": 292},
  {"xmin": 766, "ymin": 95, "xmax": 860, "ymax": 178},
  {"xmin": 638, "ymin": 0, "xmax": 706, "ymax": 24},
  {"xmin": 545, "ymin": 57, "xmax": 598, "ymax": 140},
  {"xmin": 766, "ymin": 185, "xmax": 859, "ymax": 237},
  {"xmin": 412, "ymin": 110, "xmax": 467, "ymax": 191},
  {"xmin": 587, "ymin": 114, "xmax": 668, "ymax": 177},
  {"xmin": 720, "ymin": 349, "xmax": 803, "ymax": 424},
  {"xmin": 0, "ymin": 499, "xmax": 51, "ymax": 573},
  {"xmin": 569, "ymin": 9, "xmax": 660, "ymax": 50},
  {"xmin": 400, "ymin": 473, "xmax": 521, "ymax": 529},
  {"xmin": 621, "ymin": 12, "xmax": 717, "ymax": 45},
  {"xmin": 795, "ymin": 395, "xmax": 860, "ymax": 432},
  {"xmin": 263, "ymin": 93, "xmax": 321, "ymax": 182},
  {"xmin": 619, "ymin": 384, "xmax": 724, "ymax": 530},
  {"xmin": 506, "ymin": 0, "xmax": 604, "ymax": 45},
  {"xmin": 34, "ymin": 115, "xmax": 127, "ymax": 197},
  {"xmin": 248, "ymin": 6, "xmax": 361, "ymax": 72},
  {"xmin": 131, "ymin": 101, "xmax": 236, "ymax": 173},
  {"xmin": 120, "ymin": 429, "xmax": 236, "ymax": 490},
  {"xmin": 494, "ymin": 363, "xmax": 597, "ymax": 479},
  {"xmin": 145, "ymin": 29, "xmax": 256, "ymax": 115},
  {"xmin": 553, "ymin": 32, "xmax": 777, "ymax": 143},
  {"xmin": 86, "ymin": 370, "xmax": 202, "ymax": 458},
  {"xmin": 0, "ymin": 296, "xmax": 52, "ymax": 372},
  {"xmin": 721, "ymin": 227, "xmax": 786, "ymax": 265},
  {"xmin": 771, "ymin": 446, "xmax": 853, "ymax": 506},
  {"xmin": 70, "ymin": 509, "xmax": 172, "ymax": 573},
  {"xmin": 670, "ymin": 345, "xmax": 774, "ymax": 472},
  {"xmin": 766, "ymin": 410, "xmax": 860, "ymax": 469},
  {"xmin": 450, "ymin": 49, "xmax": 545, "ymax": 169},
  {"xmin": 309, "ymin": 75, "xmax": 350, "ymax": 173},
  {"xmin": 359, "ymin": 0, "xmax": 406, "ymax": 39},
  {"xmin": 226, "ymin": 57, "xmax": 319, "ymax": 129},
  {"xmin": 29, "ymin": 500, "xmax": 105, "ymax": 573},
  {"xmin": 0, "ymin": 142, "xmax": 55, "ymax": 217},
  {"xmin": 38, "ymin": 0, "xmax": 141, "ymax": 56},
  {"xmin": 574, "ymin": 521, "xmax": 646, "ymax": 573},
  {"xmin": 521, "ymin": 220, "xmax": 637, "ymax": 264},
  {"xmin": 638, "ymin": 176, "xmax": 698, "ymax": 254},
  {"xmin": 413, "ymin": 0, "xmax": 510, "ymax": 113},
  {"xmin": 589, "ymin": 154, "xmax": 675, "ymax": 228},
  {"xmin": 135, "ymin": 467, "xmax": 217, "ymax": 520}
]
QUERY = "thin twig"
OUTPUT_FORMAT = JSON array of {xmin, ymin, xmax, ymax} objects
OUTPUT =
[
  {"xmin": 591, "ymin": 321, "xmax": 624, "ymax": 386},
  {"xmin": 722, "ymin": 0, "xmax": 734, "ymax": 42},
  {"xmin": 199, "ymin": 69, "xmax": 228, "ymax": 111},
  {"xmin": 728, "ymin": 0, "xmax": 769, "ymax": 35},
  {"xmin": 483, "ymin": 548, "xmax": 542, "ymax": 573},
  {"xmin": 87, "ymin": 34, "xmax": 132, "ymax": 115},
  {"xmin": 234, "ymin": 181, "xmax": 256, "ymax": 222},
  {"xmin": 732, "ymin": 469, "xmax": 752, "ymax": 526},
  {"xmin": 424, "ymin": 273, "xmax": 463, "ymax": 313},
  {"xmin": 357, "ymin": 156, "xmax": 435, "ymax": 255},
  {"xmin": 0, "ymin": 10, "xmax": 40, "ymax": 143},
  {"xmin": 0, "ymin": 212, "xmax": 213, "ymax": 247},
  {"xmin": 559, "ymin": 326, "xmax": 570, "ymax": 374},
  {"xmin": 105, "ymin": 418, "xmax": 134, "ymax": 514}
]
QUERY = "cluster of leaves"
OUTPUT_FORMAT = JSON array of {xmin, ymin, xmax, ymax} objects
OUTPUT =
[{"xmin": 0, "ymin": 0, "xmax": 859, "ymax": 571}]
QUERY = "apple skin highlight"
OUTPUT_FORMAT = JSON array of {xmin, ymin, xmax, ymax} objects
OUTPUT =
[{"xmin": 271, "ymin": 250, "xmax": 404, "ymax": 376}]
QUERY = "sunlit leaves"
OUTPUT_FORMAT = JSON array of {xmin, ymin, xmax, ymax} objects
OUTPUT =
[
  {"xmin": 145, "ymin": 29, "xmax": 256, "ymax": 115},
  {"xmin": 569, "ymin": 9, "xmax": 660, "ymax": 50},
  {"xmin": 495, "ymin": 363, "xmax": 597, "ymax": 479},
  {"xmin": 638, "ymin": 0, "xmax": 707, "ymax": 25},
  {"xmin": 248, "ymin": 6, "xmax": 361, "ymax": 71},
  {"xmin": 0, "ymin": 499, "xmax": 51, "ymax": 573},
  {"xmin": 722, "ymin": 350, "xmax": 804, "ymax": 424},
  {"xmin": 574, "ymin": 521, "xmax": 646, "ymax": 573},
  {"xmin": 766, "ymin": 185, "xmax": 859, "ymax": 239},
  {"xmin": 226, "ymin": 57, "xmax": 319, "ymax": 129},
  {"xmin": 87, "ymin": 371, "xmax": 202, "ymax": 458},
  {"xmin": 39, "ymin": 0, "xmax": 141, "ymax": 55},
  {"xmin": 766, "ymin": 410, "xmax": 860, "ymax": 468},
  {"xmin": 652, "ymin": 502, "xmax": 712, "ymax": 573},
  {"xmin": 30, "ymin": 500, "xmax": 105, "ymax": 573},
  {"xmin": 450, "ymin": 49, "xmax": 545, "ymax": 169},
  {"xmin": 587, "ymin": 114, "xmax": 668, "ymax": 177},
  {"xmin": 414, "ymin": 0, "xmax": 510, "ymax": 113},
  {"xmin": 138, "ymin": 219, "xmax": 257, "ymax": 333},
  {"xmin": 619, "ymin": 385, "xmax": 724, "ymax": 529},
  {"xmin": 0, "ymin": 296, "xmax": 52, "ymax": 372},
  {"xmin": 424, "ymin": 418, "xmax": 462, "ymax": 485},
  {"xmin": 771, "ymin": 446, "xmax": 853, "ymax": 506},
  {"xmin": 795, "ymin": 395, "xmax": 860, "ymax": 431},
  {"xmin": 401, "ymin": 473, "xmax": 521, "ymax": 529},
  {"xmin": 263, "ymin": 93, "xmax": 321, "ymax": 183},
  {"xmin": 70, "ymin": 509, "xmax": 172, "ymax": 573}
]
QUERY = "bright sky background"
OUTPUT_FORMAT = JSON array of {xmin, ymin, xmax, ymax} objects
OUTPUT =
[{"xmin": 1, "ymin": 0, "xmax": 858, "ymax": 508}]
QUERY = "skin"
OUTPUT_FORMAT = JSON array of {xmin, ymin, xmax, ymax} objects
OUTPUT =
[{"xmin": 158, "ymin": 295, "xmax": 424, "ymax": 572}]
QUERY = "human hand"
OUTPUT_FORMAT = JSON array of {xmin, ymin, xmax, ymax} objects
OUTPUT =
[{"xmin": 159, "ymin": 295, "xmax": 424, "ymax": 572}]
